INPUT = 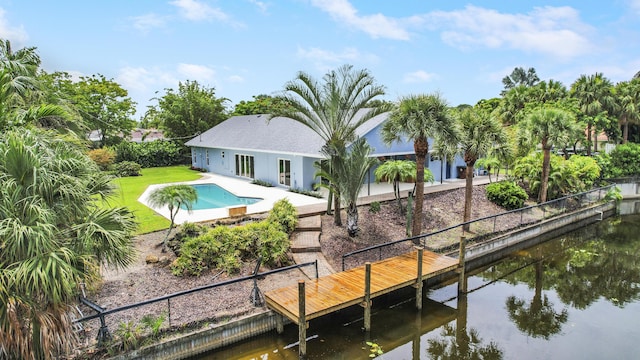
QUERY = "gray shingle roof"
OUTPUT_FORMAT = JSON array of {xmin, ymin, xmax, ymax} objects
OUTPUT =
[{"xmin": 185, "ymin": 109, "xmax": 389, "ymax": 158}]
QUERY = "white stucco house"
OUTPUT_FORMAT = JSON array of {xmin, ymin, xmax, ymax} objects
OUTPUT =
[{"xmin": 185, "ymin": 110, "xmax": 466, "ymax": 192}]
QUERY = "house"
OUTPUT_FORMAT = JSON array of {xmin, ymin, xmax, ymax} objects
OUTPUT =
[{"xmin": 185, "ymin": 110, "xmax": 465, "ymax": 191}]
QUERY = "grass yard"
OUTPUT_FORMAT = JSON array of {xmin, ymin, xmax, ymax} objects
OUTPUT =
[{"xmin": 109, "ymin": 166, "xmax": 204, "ymax": 234}]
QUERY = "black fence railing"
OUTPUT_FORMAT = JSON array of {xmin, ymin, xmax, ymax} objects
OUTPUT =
[
  {"xmin": 75, "ymin": 260, "xmax": 318, "ymax": 345},
  {"xmin": 342, "ymin": 184, "xmax": 616, "ymax": 271}
]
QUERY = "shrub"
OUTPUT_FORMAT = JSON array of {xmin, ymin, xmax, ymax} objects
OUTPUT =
[
  {"xmin": 88, "ymin": 148, "xmax": 115, "ymax": 171},
  {"xmin": 251, "ymin": 179, "xmax": 274, "ymax": 187},
  {"xmin": 369, "ymin": 201, "xmax": 381, "ymax": 213},
  {"xmin": 115, "ymin": 140, "xmax": 186, "ymax": 168},
  {"xmin": 266, "ymin": 198, "xmax": 298, "ymax": 234},
  {"xmin": 603, "ymin": 143, "xmax": 640, "ymax": 178},
  {"xmin": 114, "ymin": 161, "xmax": 142, "ymax": 177},
  {"xmin": 288, "ymin": 187, "xmax": 323, "ymax": 198},
  {"xmin": 486, "ymin": 181, "xmax": 528, "ymax": 210}
]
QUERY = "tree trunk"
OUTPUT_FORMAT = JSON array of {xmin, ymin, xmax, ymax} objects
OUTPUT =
[
  {"xmin": 462, "ymin": 159, "xmax": 475, "ymax": 231},
  {"xmin": 333, "ymin": 188, "xmax": 342, "ymax": 226},
  {"xmin": 412, "ymin": 137, "xmax": 428, "ymax": 240},
  {"xmin": 623, "ymin": 115, "xmax": 629, "ymax": 144},
  {"xmin": 586, "ymin": 123, "xmax": 592, "ymax": 156},
  {"xmin": 539, "ymin": 145, "xmax": 551, "ymax": 203},
  {"xmin": 346, "ymin": 202, "xmax": 359, "ymax": 237}
]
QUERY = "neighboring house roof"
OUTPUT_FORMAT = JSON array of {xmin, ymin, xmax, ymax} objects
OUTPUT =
[
  {"xmin": 185, "ymin": 109, "xmax": 389, "ymax": 158},
  {"xmin": 88, "ymin": 128, "xmax": 165, "ymax": 143}
]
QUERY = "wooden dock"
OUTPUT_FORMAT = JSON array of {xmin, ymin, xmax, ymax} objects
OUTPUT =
[{"xmin": 264, "ymin": 249, "xmax": 459, "ymax": 325}]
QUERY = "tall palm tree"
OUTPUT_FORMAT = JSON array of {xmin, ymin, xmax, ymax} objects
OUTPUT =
[
  {"xmin": 456, "ymin": 107, "xmax": 506, "ymax": 230},
  {"xmin": 148, "ymin": 184, "xmax": 198, "ymax": 251},
  {"xmin": 273, "ymin": 64, "xmax": 390, "ymax": 226},
  {"xmin": 381, "ymin": 93, "xmax": 458, "ymax": 238},
  {"xmin": 613, "ymin": 79, "xmax": 640, "ymax": 144},
  {"xmin": 326, "ymin": 138, "xmax": 378, "ymax": 237},
  {"xmin": 520, "ymin": 107, "xmax": 577, "ymax": 203},
  {"xmin": 570, "ymin": 73, "xmax": 616, "ymax": 155},
  {"xmin": 0, "ymin": 128, "xmax": 137, "ymax": 359}
]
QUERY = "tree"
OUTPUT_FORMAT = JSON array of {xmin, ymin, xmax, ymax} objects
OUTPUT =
[
  {"xmin": 272, "ymin": 64, "xmax": 390, "ymax": 226},
  {"xmin": 329, "ymin": 138, "xmax": 378, "ymax": 237},
  {"xmin": 501, "ymin": 67, "xmax": 539, "ymax": 94},
  {"xmin": 374, "ymin": 160, "xmax": 416, "ymax": 213},
  {"xmin": 0, "ymin": 128, "xmax": 137, "ymax": 359},
  {"xmin": 613, "ymin": 79, "xmax": 640, "ymax": 144},
  {"xmin": 570, "ymin": 73, "xmax": 616, "ymax": 155},
  {"xmin": 432, "ymin": 135, "xmax": 458, "ymax": 184},
  {"xmin": 231, "ymin": 94, "xmax": 291, "ymax": 116},
  {"xmin": 381, "ymin": 93, "xmax": 458, "ymax": 238},
  {"xmin": 70, "ymin": 74, "xmax": 136, "ymax": 146},
  {"xmin": 151, "ymin": 80, "xmax": 229, "ymax": 140},
  {"xmin": 456, "ymin": 107, "xmax": 506, "ymax": 229},
  {"xmin": 148, "ymin": 185, "xmax": 198, "ymax": 251},
  {"xmin": 519, "ymin": 107, "xmax": 578, "ymax": 203}
]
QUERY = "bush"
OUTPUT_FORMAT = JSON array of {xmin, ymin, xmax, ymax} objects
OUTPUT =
[
  {"xmin": 115, "ymin": 140, "xmax": 186, "ymax": 168},
  {"xmin": 251, "ymin": 179, "xmax": 274, "ymax": 187},
  {"xmin": 266, "ymin": 198, "xmax": 298, "ymax": 234},
  {"xmin": 88, "ymin": 148, "xmax": 115, "ymax": 171},
  {"xmin": 602, "ymin": 143, "xmax": 640, "ymax": 178},
  {"xmin": 114, "ymin": 161, "xmax": 142, "ymax": 177},
  {"xmin": 486, "ymin": 181, "xmax": 528, "ymax": 210},
  {"xmin": 369, "ymin": 201, "xmax": 381, "ymax": 213}
]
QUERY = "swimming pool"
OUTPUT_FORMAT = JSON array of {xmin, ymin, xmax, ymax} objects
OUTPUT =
[{"xmin": 182, "ymin": 184, "xmax": 263, "ymax": 210}]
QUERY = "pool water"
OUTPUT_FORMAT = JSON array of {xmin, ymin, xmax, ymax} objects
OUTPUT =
[{"xmin": 183, "ymin": 184, "xmax": 262, "ymax": 210}]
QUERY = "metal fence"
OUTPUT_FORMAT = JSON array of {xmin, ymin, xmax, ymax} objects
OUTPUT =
[
  {"xmin": 75, "ymin": 260, "xmax": 318, "ymax": 345},
  {"xmin": 342, "ymin": 184, "xmax": 616, "ymax": 270}
]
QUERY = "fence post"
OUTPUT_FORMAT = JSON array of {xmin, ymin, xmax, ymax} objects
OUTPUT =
[
  {"xmin": 458, "ymin": 236, "xmax": 467, "ymax": 294},
  {"xmin": 363, "ymin": 263, "xmax": 372, "ymax": 332},
  {"xmin": 415, "ymin": 247, "xmax": 424, "ymax": 310},
  {"xmin": 298, "ymin": 280, "xmax": 306, "ymax": 358},
  {"xmin": 315, "ymin": 259, "xmax": 319, "ymax": 279},
  {"xmin": 167, "ymin": 298, "xmax": 171, "ymax": 327}
]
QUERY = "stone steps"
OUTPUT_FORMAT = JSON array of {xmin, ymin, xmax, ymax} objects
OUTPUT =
[
  {"xmin": 296, "ymin": 215, "xmax": 321, "ymax": 231},
  {"xmin": 290, "ymin": 231, "xmax": 321, "ymax": 253}
]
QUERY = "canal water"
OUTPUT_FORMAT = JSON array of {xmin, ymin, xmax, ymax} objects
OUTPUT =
[{"xmin": 196, "ymin": 208, "xmax": 640, "ymax": 359}]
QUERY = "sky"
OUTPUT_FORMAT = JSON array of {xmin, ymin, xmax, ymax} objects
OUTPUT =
[{"xmin": 1, "ymin": 0, "xmax": 639, "ymax": 119}]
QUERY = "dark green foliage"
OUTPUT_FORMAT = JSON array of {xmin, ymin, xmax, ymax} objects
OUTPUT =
[
  {"xmin": 114, "ymin": 161, "xmax": 141, "ymax": 177},
  {"xmin": 171, "ymin": 199, "xmax": 296, "ymax": 276},
  {"xmin": 266, "ymin": 198, "xmax": 299, "ymax": 234},
  {"xmin": 115, "ymin": 140, "xmax": 186, "ymax": 168},
  {"xmin": 289, "ymin": 187, "xmax": 323, "ymax": 198},
  {"xmin": 601, "ymin": 143, "xmax": 640, "ymax": 178},
  {"xmin": 369, "ymin": 201, "xmax": 381, "ymax": 213},
  {"xmin": 486, "ymin": 181, "xmax": 528, "ymax": 210}
]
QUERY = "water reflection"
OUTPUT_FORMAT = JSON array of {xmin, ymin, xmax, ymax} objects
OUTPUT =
[{"xmin": 197, "ymin": 214, "xmax": 640, "ymax": 359}]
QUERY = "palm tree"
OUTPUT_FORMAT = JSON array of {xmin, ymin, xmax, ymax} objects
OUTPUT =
[
  {"xmin": 501, "ymin": 66, "xmax": 540, "ymax": 94},
  {"xmin": 456, "ymin": 107, "xmax": 506, "ymax": 230},
  {"xmin": 273, "ymin": 64, "xmax": 390, "ymax": 226},
  {"xmin": 381, "ymin": 93, "xmax": 458, "ymax": 238},
  {"xmin": 613, "ymin": 79, "xmax": 640, "ymax": 144},
  {"xmin": 570, "ymin": 73, "xmax": 616, "ymax": 155},
  {"xmin": 148, "ymin": 184, "xmax": 198, "ymax": 251},
  {"xmin": 520, "ymin": 107, "xmax": 577, "ymax": 203},
  {"xmin": 374, "ymin": 160, "xmax": 416, "ymax": 213},
  {"xmin": 328, "ymin": 138, "xmax": 378, "ymax": 237},
  {"xmin": 0, "ymin": 128, "xmax": 137, "ymax": 359}
]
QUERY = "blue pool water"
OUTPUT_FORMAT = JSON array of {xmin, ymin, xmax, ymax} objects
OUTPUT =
[{"xmin": 183, "ymin": 184, "xmax": 262, "ymax": 210}]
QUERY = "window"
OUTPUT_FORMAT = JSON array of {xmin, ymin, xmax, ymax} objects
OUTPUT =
[
  {"xmin": 235, "ymin": 154, "xmax": 254, "ymax": 178},
  {"xmin": 206, "ymin": 150, "xmax": 210, "ymax": 165},
  {"xmin": 192, "ymin": 149, "xmax": 196, "ymax": 164},
  {"xmin": 278, "ymin": 159, "xmax": 291, "ymax": 186}
]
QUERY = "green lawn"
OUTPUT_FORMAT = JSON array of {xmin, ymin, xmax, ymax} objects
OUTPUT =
[{"xmin": 109, "ymin": 166, "xmax": 204, "ymax": 234}]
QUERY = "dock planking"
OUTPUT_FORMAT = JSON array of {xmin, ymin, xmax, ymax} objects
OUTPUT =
[{"xmin": 264, "ymin": 249, "xmax": 458, "ymax": 324}]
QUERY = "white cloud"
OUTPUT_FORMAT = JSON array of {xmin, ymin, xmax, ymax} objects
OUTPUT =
[
  {"xmin": 0, "ymin": 8, "xmax": 28, "ymax": 45},
  {"xmin": 170, "ymin": 0, "xmax": 244, "ymax": 27},
  {"xmin": 296, "ymin": 46, "xmax": 379, "ymax": 71},
  {"xmin": 248, "ymin": 0, "xmax": 269, "ymax": 14},
  {"xmin": 130, "ymin": 13, "xmax": 168, "ymax": 33},
  {"xmin": 177, "ymin": 63, "xmax": 216, "ymax": 81},
  {"xmin": 403, "ymin": 70, "xmax": 436, "ymax": 83},
  {"xmin": 310, "ymin": 0, "xmax": 410, "ymax": 40},
  {"xmin": 420, "ymin": 5, "xmax": 593, "ymax": 61},
  {"xmin": 228, "ymin": 75, "xmax": 245, "ymax": 83},
  {"xmin": 631, "ymin": 0, "xmax": 640, "ymax": 14}
]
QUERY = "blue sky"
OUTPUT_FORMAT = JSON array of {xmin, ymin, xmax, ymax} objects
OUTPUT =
[{"xmin": 2, "ymin": 0, "xmax": 639, "ymax": 118}]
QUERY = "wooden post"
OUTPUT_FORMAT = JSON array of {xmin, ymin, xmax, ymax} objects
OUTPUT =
[
  {"xmin": 276, "ymin": 313, "xmax": 284, "ymax": 334},
  {"xmin": 298, "ymin": 280, "xmax": 306, "ymax": 358},
  {"xmin": 363, "ymin": 262, "xmax": 372, "ymax": 332},
  {"xmin": 458, "ymin": 236, "xmax": 467, "ymax": 294},
  {"xmin": 415, "ymin": 247, "xmax": 424, "ymax": 310}
]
